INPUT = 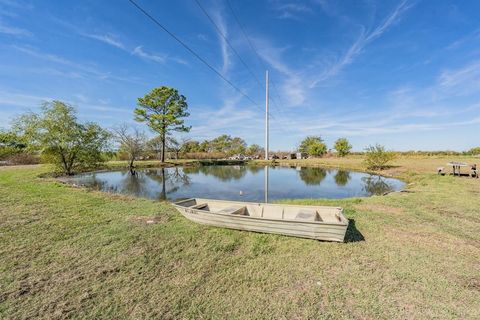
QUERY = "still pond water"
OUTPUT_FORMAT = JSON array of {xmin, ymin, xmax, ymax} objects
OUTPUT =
[{"xmin": 68, "ymin": 165, "xmax": 405, "ymax": 202}]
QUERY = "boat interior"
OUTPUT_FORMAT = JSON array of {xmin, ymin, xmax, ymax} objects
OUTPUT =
[{"xmin": 175, "ymin": 198, "xmax": 346, "ymax": 224}]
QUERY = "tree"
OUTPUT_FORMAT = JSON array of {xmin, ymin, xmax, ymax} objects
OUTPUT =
[
  {"xmin": 199, "ymin": 140, "xmax": 210, "ymax": 153},
  {"xmin": 113, "ymin": 124, "xmax": 147, "ymax": 174},
  {"xmin": 134, "ymin": 86, "xmax": 190, "ymax": 163},
  {"xmin": 209, "ymin": 135, "xmax": 247, "ymax": 155},
  {"xmin": 230, "ymin": 137, "xmax": 247, "ymax": 155},
  {"xmin": 364, "ymin": 144, "xmax": 396, "ymax": 170},
  {"xmin": 334, "ymin": 138, "xmax": 352, "ymax": 157},
  {"xmin": 12, "ymin": 101, "xmax": 110, "ymax": 175},
  {"xmin": 147, "ymin": 135, "xmax": 164, "ymax": 160},
  {"xmin": 299, "ymin": 136, "xmax": 327, "ymax": 157},
  {"xmin": 468, "ymin": 147, "xmax": 480, "ymax": 155},
  {"xmin": 246, "ymin": 144, "xmax": 263, "ymax": 157},
  {"xmin": 167, "ymin": 137, "xmax": 181, "ymax": 159},
  {"xmin": 0, "ymin": 130, "xmax": 27, "ymax": 160},
  {"xmin": 181, "ymin": 140, "xmax": 200, "ymax": 154}
]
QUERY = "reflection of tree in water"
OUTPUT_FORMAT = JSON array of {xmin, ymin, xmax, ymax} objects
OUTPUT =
[
  {"xmin": 246, "ymin": 165, "xmax": 263, "ymax": 174},
  {"xmin": 182, "ymin": 165, "xmax": 247, "ymax": 181},
  {"xmin": 362, "ymin": 175, "xmax": 394, "ymax": 195},
  {"xmin": 120, "ymin": 171, "xmax": 150, "ymax": 195},
  {"xmin": 298, "ymin": 167, "xmax": 327, "ymax": 185},
  {"xmin": 143, "ymin": 167, "xmax": 191, "ymax": 201},
  {"xmin": 334, "ymin": 170, "xmax": 351, "ymax": 186}
]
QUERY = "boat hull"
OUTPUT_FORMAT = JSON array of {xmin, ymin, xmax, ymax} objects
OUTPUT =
[{"xmin": 173, "ymin": 199, "xmax": 348, "ymax": 242}]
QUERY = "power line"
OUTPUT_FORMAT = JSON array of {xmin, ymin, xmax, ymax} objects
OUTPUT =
[
  {"xmin": 128, "ymin": 0, "xmax": 263, "ymax": 112},
  {"xmin": 194, "ymin": 0, "xmax": 275, "ymax": 119},
  {"xmin": 194, "ymin": 0, "xmax": 264, "ymax": 90},
  {"xmin": 225, "ymin": 0, "xmax": 287, "ymax": 117}
]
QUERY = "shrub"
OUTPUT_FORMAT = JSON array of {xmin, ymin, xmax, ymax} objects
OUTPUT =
[
  {"xmin": 334, "ymin": 138, "xmax": 352, "ymax": 157},
  {"xmin": 6, "ymin": 153, "xmax": 39, "ymax": 165},
  {"xmin": 299, "ymin": 136, "xmax": 327, "ymax": 157},
  {"xmin": 364, "ymin": 144, "xmax": 396, "ymax": 170}
]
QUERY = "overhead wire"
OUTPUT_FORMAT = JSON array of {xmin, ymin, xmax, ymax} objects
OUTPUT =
[
  {"xmin": 128, "ymin": 0, "xmax": 265, "ymax": 114},
  {"xmin": 225, "ymin": 0, "xmax": 296, "ymax": 130}
]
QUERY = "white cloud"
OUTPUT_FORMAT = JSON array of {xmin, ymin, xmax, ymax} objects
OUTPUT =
[
  {"xmin": 309, "ymin": 0, "xmax": 413, "ymax": 88},
  {"xmin": 209, "ymin": 5, "xmax": 231, "ymax": 75},
  {"xmin": 253, "ymin": 38, "xmax": 307, "ymax": 106},
  {"xmin": 438, "ymin": 61, "xmax": 480, "ymax": 91},
  {"xmin": 132, "ymin": 46, "xmax": 166, "ymax": 64},
  {"xmin": 0, "ymin": 91, "xmax": 52, "ymax": 108},
  {"xmin": 11, "ymin": 45, "xmax": 146, "ymax": 85},
  {"xmin": 273, "ymin": 2, "xmax": 314, "ymax": 20},
  {"xmin": 0, "ymin": 22, "xmax": 32, "ymax": 36},
  {"xmin": 82, "ymin": 33, "xmax": 126, "ymax": 50},
  {"xmin": 131, "ymin": 46, "xmax": 188, "ymax": 65}
]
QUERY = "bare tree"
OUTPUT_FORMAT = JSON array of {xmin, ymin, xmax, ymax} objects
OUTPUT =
[
  {"xmin": 113, "ymin": 124, "xmax": 146, "ymax": 174},
  {"xmin": 167, "ymin": 137, "xmax": 181, "ymax": 160}
]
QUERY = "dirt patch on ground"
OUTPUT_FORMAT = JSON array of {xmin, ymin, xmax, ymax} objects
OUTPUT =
[
  {"xmin": 355, "ymin": 204, "xmax": 405, "ymax": 215},
  {"xmin": 130, "ymin": 215, "xmax": 169, "ymax": 225}
]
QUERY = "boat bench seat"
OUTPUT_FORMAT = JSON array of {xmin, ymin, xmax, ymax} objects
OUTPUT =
[
  {"xmin": 295, "ymin": 210, "xmax": 322, "ymax": 222},
  {"xmin": 217, "ymin": 206, "xmax": 248, "ymax": 216},
  {"xmin": 191, "ymin": 203, "xmax": 209, "ymax": 210}
]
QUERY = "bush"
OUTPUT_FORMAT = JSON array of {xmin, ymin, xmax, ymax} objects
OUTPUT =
[
  {"xmin": 334, "ymin": 138, "xmax": 352, "ymax": 157},
  {"xmin": 6, "ymin": 153, "xmax": 39, "ymax": 165},
  {"xmin": 299, "ymin": 136, "xmax": 327, "ymax": 157},
  {"xmin": 364, "ymin": 144, "xmax": 396, "ymax": 170}
]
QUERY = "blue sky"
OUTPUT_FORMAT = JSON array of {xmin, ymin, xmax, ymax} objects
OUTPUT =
[{"xmin": 0, "ymin": 0, "xmax": 479, "ymax": 151}]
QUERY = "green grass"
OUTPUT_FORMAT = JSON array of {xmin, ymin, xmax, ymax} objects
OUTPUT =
[{"xmin": 1, "ymin": 157, "xmax": 479, "ymax": 319}]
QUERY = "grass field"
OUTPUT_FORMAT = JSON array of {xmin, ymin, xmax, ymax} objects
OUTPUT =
[{"xmin": 1, "ymin": 156, "xmax": 479, "ymax": 319}]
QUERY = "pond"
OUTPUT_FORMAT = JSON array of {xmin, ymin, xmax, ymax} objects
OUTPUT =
[{"xmin": 67, "ymin": 165, "xmax": 405, "ymax": 202}]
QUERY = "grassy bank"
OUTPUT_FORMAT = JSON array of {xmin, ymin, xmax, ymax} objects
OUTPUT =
[{"xmin": 1, "ymin": 156, "xmax": 479, "ymax": 319}]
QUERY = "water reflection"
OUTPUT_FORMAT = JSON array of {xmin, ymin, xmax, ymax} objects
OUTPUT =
[
  {"xmin": 298, "ymin": 167, "xmax": 327, "ymax": 185},
  {"xmin": 183, "ymin": 165, "xmax": 247, "ymax": 181},
  {"xmin": 334, "ymin": 170, "xmax": 351, "ymax": 186},
  {"xmin": 70, "ymin": 165, "xmax": 404, "ymax": 202},
  {"xmin": 362, "ymin": 175, "xmax": 395, "ymax": 195}
]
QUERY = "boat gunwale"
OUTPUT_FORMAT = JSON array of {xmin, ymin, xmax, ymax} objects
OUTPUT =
[{"xmin": 172, "ymin": 198, "xmax": 349, "ymax": 227}]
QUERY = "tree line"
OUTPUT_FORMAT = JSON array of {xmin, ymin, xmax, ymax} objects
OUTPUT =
[
  {"xmin": 0, "ymin": 86, "xmax": 263, "ymax": 175},
  {"xmin": 1, "ymin": 85, "xmax": 479, "ymax": 175}
]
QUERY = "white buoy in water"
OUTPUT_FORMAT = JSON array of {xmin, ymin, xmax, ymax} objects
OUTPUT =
[{"xmin": 239, "ymin": 190, "xmax": 243, "ymax": 196}]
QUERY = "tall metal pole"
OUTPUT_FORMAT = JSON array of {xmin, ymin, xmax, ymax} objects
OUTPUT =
[{"xmin": 265, "ymin": 70, "xmax": 269, "ymax": 160}]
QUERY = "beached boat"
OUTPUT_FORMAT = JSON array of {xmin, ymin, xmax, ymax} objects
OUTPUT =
[{"xmin": 172, "ymin": 198, "xmax": 349, "ymax": 242}]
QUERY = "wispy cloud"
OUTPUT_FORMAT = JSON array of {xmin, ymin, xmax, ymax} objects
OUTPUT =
[
  {"xmin": 0, "ymin": 90, "xmax": 52, "ymax": 108},
  {"xmin": 438, "ymin": 61, "xmax": 480, "ymax": 92},
  {"xmin": 11, "ymin": 45, "xmax": 146, "ymax": 84},
  {"xmin": 273, "ymin": 2, "xmax": 314, "ymax": 20},
  {"xmin": 209, "ymin": 4, "xmax": 231, "ymax": 75},
  {"xmin": 189, "ymin": 103, "xmax": 262, "ymax": 141},
  {"xmin": 132, "ymin": 46, "xmax": 166, "ymax": 64},
  {"xmin": 254, "ymin": 38, "xmax": 307, "ymax": 106},
  {"xmin": 131, "ymin": 46, "xmax": 188, "ymax": 65},
  {"xmin": 309, "ymin": 0, "xmax": 413, "ymax": 88},
  {"xmin": 446, "ymin": 28, "xmax": 480, "ymax": 50},
  {"xmin": 78, "ymin": 28, "xmax": 188, "ymax": 66},
  {"xmin": 81, "ymin": 33, "xmax": 126, "ymax": 50},
  {"xmin": 0, "ymin": 22, "xmax": 32, "ymax": 36}
]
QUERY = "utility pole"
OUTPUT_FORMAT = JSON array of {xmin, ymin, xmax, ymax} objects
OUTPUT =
[{"xmin": 265, "ymin": 70, "xmax": 269, "ymax": 160}]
